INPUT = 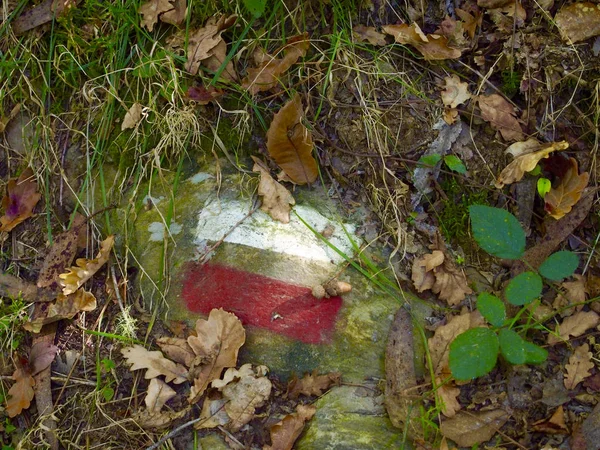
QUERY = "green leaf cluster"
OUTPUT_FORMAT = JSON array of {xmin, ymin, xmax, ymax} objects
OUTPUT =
[{"xmin": 448, "ymin": 205, "xmax": 579, "ymax": 380}]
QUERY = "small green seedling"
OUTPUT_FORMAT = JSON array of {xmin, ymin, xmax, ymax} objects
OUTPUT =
[
  {"xmin": 417, "ymin": 154, "xmax": 467, "ymax": 174},
  {"xmin": 448, "ymin": 205, "xmax": 578, "ymax": 380}
]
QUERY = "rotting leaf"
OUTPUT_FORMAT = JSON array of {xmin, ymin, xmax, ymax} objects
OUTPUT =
[
  {"xmin": 266, "ymin": 94, "xmax": 318, "ymax": 185},
  {"xmin": 382, "ymin": 23, "xmax": 461, "ymax": 60},
  {"xmin": 353, "ymin": 25, "xmax": 387, "ymax": 46},
  {"xmin": 564, "ymin": 343, "xmax": 594, "ymax": 390},
  {"xmin": 554, "ymin": 2, "xmax": 600, "ymax": 44},
  {"xmin": 145, "ymin": 378, "xmax": 177, "ymax": 413},
  {"xmin": 58, "ymin": 235, "xmax": 114, "ymax": 295},
  {"xmin": 544, "ymin": 158, "xmax": 589, "ymax": 220},
  {"xmin": 495, "ymin": 141, "xmax": 569, "ymax": 188},
  {"xmin": 28, "ymin": 341, "xmax": 58, "ymax": 376},
  {"xmin": 531, "ymin": 406, "xmax": 569, "ymax": 434},
  {"xmin": 265, "ymin": 404, "xmax": 317, "ymax": 450},
  {"xmin": 24, "ymin": 290, "xmax": 97, "ymax": 333},
  {"xmin": 6, "ymin": 361, "xmax": 35, "ymax": 418},
  {"xmin": 186, "ymin": 85, "xmax": 224, "ymax": 104},
  {"xmin": 440, "ymin": 409, "xmax": 509, "ymax": 447},
  {"xmin": 121, "ymin": 344, "xmax": 188, "ymax": 384},
  {"xmin": 121, "ymin": 103, "xmax": 144, "ymax": 131},
  {"xmin": 441, "ymin": 75, "xmax": 471, "ymax": 109},
  {"xmin": 477, "ymin": 94, "xmax": 524, "ymax": 142},
  {"xmin": 0, "ymin": 104, "xmax": 21, "ymax": 133},
  {"xmin": 188, "ymin": 308, "xmax": 245, "ymax": 403},
  {"xmin": 548, "ymin": 310, "xmax": 600, "ymax": 345},
  {"xmin": 197, "ymin": 364, "xmax": 272, "ymax": 431},
  {"xmin": 184, "ymin": 15, "xmax": 237, "ymax": 76},
  {"xmin": 252, "ymin": 157, "xmax": 295, "ymax": 224},
  {"xmin": 0, "ymin": 168, "xmax": 42, "ymax": 232},
  {"xmin": 242, "ymin": 33, "xmax": 309, "ymax": 94},
  {"xmin": 287, "ymin": 370, "xmax": 341, "ymax": 399}
]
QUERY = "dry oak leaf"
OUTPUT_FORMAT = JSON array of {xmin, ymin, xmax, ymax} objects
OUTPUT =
[
  {"xmin": 156, "ymin": 336, "xmax": 196, "ymax": 367},
  {"xmin": 184, "ymin": 15, "xmax": 237, "ymax": 75},
  {"xmin": 266, "ymin": 93, "xmax": 318, "ymax": 185},
  {"xmin": 145, "ymin": 378, "xmax": 177, "ymax": 413},
  {"xmin": 496, "ymin": 140, "xmax": 569, "ymax": 188},
  {"xmin": 6, "ymin": 365, "xmax": 35, "ymax": 418},
  {"xmin": 286, "ymin": 370, "xmax": 341, "ymax": 399},
  {"xmin": 242, "ymin": 34, "xmax": 309, "ymax": 94},
  {"xmin": 441, "ymin": 75, "xmax": 471, "ymax": 109},
  {"xmin": 59, "ymin": 235, "xmax": 114, "ymax": 295},
  {"xmin": 382, "ymin": 23, "xmax": 461, "ymax": 60},
  {"xmin": 139, "ymin": 0, "xmax": 173, "ymax": 31},
  {"xmin": 135, "ymin": 408, "xmax": 187, "ymax": 430},
  {"xmin": 545, "ymin": 157, "xmax": 589, "ymax": 220},
  {"xmin": 265, "ymin": 404, "xmax": 317, "ymax": 450},
  {"xmin": 197, "ymin": 364, "xmax": 272, "ymax": 432},
  {"xmin": 353, "ymin": 25, "xmax": 387, "ymax": 46},
  {"xmin": 0, "ymin": 168, "xmax": 42, "ymax": 232},
  {"xmin": 24, "ymin": 290, "xmax": 97, "ymax": 333},
  {"xmin": 437, "ymin": 378, "xmax": 461, "ymax": 418},
  {"xmin": 187, "ymin": 308, "xmax": 246, "ymax": 404},
  {"xmin": 440, "ymin": 409, "xmax": 509, "ymax": 447},
  {"xmin": 428, "ymin": 310, "xmax": 485, "ymax": 375},
  {"xmin": 477, "ymin": 94, "xmax": 524, "ymax": 142},
  {"xmin": 121, "ymin": 103, "xmax": 144, "ymax": 131},
  {"xmin": 564, "ymin": 343, "xmax": 594, "ymax": 390},
  {"xmin": 121, "ymin": 344, "xmax": 188, "ymax": 384},
  {"xmin": 555, "ymin": 2, "xmax": 600, "ymax": 44},
  {"xmin": 548, "ymin": 310, "xmax": 600, "ymax": 345},
  {"xmin": 252, "ymin": 157, "xmax": 295, "ymax": 224},
  {"xmin": 553, "ymin": 274, "xmax": 587, "ymax": 317}
]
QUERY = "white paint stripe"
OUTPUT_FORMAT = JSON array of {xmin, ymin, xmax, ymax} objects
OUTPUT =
[{"xmin": 195, "ymin": 199, "xmax": 357, "ymax": 263}]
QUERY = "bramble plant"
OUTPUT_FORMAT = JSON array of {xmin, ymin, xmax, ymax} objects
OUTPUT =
[{"xmin": 448, "ymin": 205, "xmax": 579, "ymax": 380}]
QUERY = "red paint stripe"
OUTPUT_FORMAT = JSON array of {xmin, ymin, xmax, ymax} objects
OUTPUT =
[{"xmin": 182, "ymin": 262, "xmax": 342, "ymax": 344}]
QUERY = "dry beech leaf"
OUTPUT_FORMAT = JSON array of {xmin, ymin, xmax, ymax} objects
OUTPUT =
[
  {"xmin": 545, "ymin": 158, "xmax": 589, "ymax": 220},
  {"xmin": 496, "ymin": 141, "xmax": 569, "ymax": 188},
  {"xmin": 428, "ymin": 311, "xmax": 485, "ymax": 375},
  {"xmin": 121, "ymin": 344, "xmax": 188, "ymax": 384},
  {"xmin": 531, "ymin": 406, "xmax": 569, "ymax": 434},
  {"xmin": 265, "ymin": 404, "xmax": 317, "ymax": 450},
  {"xmin": 37, "ymin": 214, "xmax": 86, "ymax": 288},
  {"xmin": 184, "ymin": 15, "xmax": 237, "ymax": 75},
  {"xmin": 188, "ymin": 308, "xmax": 245, "ymax": 403},
  {"xmin": 382, "ymin": 23, "xmax": 461, "ymax": 60},
  {"xmin": 121, "ymin": 103, "xmax": 143, "ymax": 131},
  {"xmin": 548, "ymin": 310, "xmax": 600, "ymax": 345},
  {"xmin": 252, "ymin": 157, "xmax": 295, "ymax": 224},
  {"xmin": 0, "ymin": 168, "xmax": 42, "ymax": 232},
  {"xmin": 554, "ymin": 2, "xmax": 600, "ymax": 44},
  {"xmin": 477, "ymin": 94, "xmax": 524, "ymax": 142},
  {"xmin": 145, "ymin": 378, "xmax": 177, "ymax": 413},
  {"xmin": 24, "ymin": 290, "xmax": 97, "ymax": 333},
  {"xmin": 160, "ymin": 0, "xmax": 186, "ymax": 26},
  {"xmin": 353, "ymin": 25, "xmax": 387, "ymax": 46},
  {"xmin": 441, "ymin": 75, "xmax": 471, "ymax": 109},
  {"xmin": 553, "ymin": 274, "xmax": 587, "ymax": 317},
  {"xmin": 564, "ymin": 344, "xmax": 594, "ymax": 390},
  {"xmin": 6, "ymin": 364, "xmax": 35, "ymax": 418},
  {"xmin": 202, "ymin": 38, "xmax": 238, "ymax": 82},
  {"xmin": 440, "ymin": 409, "xmax": 509, "ymax": 447},
  {"xmin": 287, "ymin": 370, "xmax": 341, "ymax": 399},
  {"xmin": 242, "ymin": 34, "xmax": 309, "ymax": 94},
  {"xmin": 156, "ymin": 336, "xmax": 195, "ymax": 367},
  {"xmin": 59, "ymin": 235, "xmax": 114, "ymax": 295},
  {"xmin": 266, "ymin": 94, "xmax": 318, "ymax": 185},
  {"xmin": 437, "ymin": 378, "xmax": 461, "ymax": 417},
  {"xmin": 412, "ymin": 250, "xmax": 472, "ymax": 306},
  {"xmin": 197, "ymin": 364, "xmax": 272, "ymax": 432},
  {"xmin": 139, "ymin": 0, "xmax": 173, "ymax": 31}
]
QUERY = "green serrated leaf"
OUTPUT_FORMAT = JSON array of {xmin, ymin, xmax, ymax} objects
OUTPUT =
[
  {"xmin": 449, "ymin": 327, "xmax": 499, "ymax": 380},
  {"xmin": 477, "ymin": 293, "xmax": 506, "ymax": 327},
  {"xmin": 444, "ymin": 155, "xmax": 467, "ymax": 174},
  {"xmin": 243, "ymin": 0, "xmax": 267, "ymax": 17},
  {"xmin": 539, "ymin": 251, "xmax": 579, "ymax": 281},
  {"xmin": 537, "ymin": 178, "xmax": 551, "ymax": 198},
  {"xmin": 101, "ymin": 386, "xmax": 115, "ymax": 402},
  {"xmin": 469, "ymin": 205, "xmax": 525, "ymax": 260},
  {"xmin": 498, "ymin": 328, "xmax": 528, "ymax": 364},
  {"xmin": 505, "ymin": 272, "xmax": 542, "ymax": 306},
  {"xmin": 417, "ymin": 154, "xmax": 442, "ymax": 167},
  {"xmin": 523, "ymin": 341, "xmax": 548, "ymax": 364}
]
